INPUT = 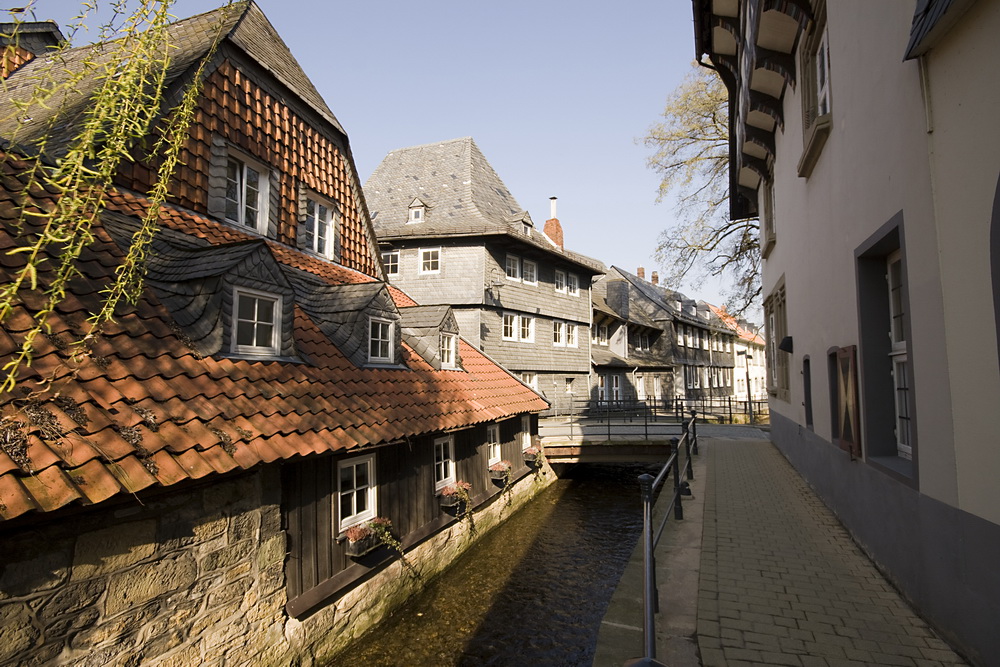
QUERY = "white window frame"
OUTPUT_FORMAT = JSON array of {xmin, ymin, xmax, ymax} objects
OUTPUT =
[
  {"xmin": 597, "ymin": 324, "xmax": 609, "ymax": 346},
  {"xmin": 369, "ymin": 317, "xmax": 394, "ymax": 364},
  {"xmin": 225, "ymin": 152, "xmax": 270, "ymax": 234},
  {"xmin": 566, "ymin": 323, "xmax": 578, "ymax": 347},
  {"xmin": 232, "ymin": 287, "xmax": 280, "ymax": 357},
  {"xmin": 337, "ymin": 453, "xmax": 376, "ymax": 532},
  {"xmin": 440, "ymin": 332, "xmax": 457, "ymax": 369},
  {"xmin": 522, "ymin": 260, "xmax": 537, "ymax": 285},
  {"xmin": 433, "ymin": 435, "xmax": 455, "ymax": 492},
  {"xmin": 408, "ymin": 206, "xmax": 424, "ymax": 223},
  {"xmin": 502, "ymin": 312, "xmax": 517, "ymax": 340},
  {"xmin": 302, "ymin": 193, "xmax": 336, "ymax": 259},
  {"xmin": 419, "ymin": 247, "xmax": 441, "ymax": 274},
  {"xmin": 611, "ymin": 374, "xmax": 621, "ymax": 402},
  {"xmin": 505, "ymin": 254, "xmax": 521, "ymax": 281},
  {"xmin": 565, "ymin": 377, "xmax": 575, "ymax": 394},
  {"xmin": 553, "ymin": 320, "xmax": 565, "ymax": 346},
  {"xmin": 519, "ymin": 315, "xmax": 534, "ymax": 342},
  {"xmin": 381, "ymin": 249, "xmax": 399, "ymax": 276},
  {"xmin": 567, "ymin": 273, "xmax": 580, "ymax": 296},
  {"xmin": 521, "ymin": 372, "xmax": 538, "ymax": 390},
  {"xmin": 636, "ymin": 374, "xmax": 646, "ymax": 401},
  {"xmin": 555, "ymin": 270, "xmax": 566, "ymax": 293},
  {"xmin": 487, "ymin": 423, "xmax": 501, "ymax": 465},
  {"xmin": 520, "ymin": 415, "xmax": 531, "ymax": 450}
]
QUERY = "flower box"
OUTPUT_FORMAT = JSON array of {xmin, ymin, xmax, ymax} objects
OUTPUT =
[
  {"xmin": 523, "ymin": 447, "xmax": 541, "ymax": 465},
  {"xmin": 344, "ymin": 532, "xmax": 377, "ymax": 558},
  {"xmin": 439, "ymin": 481, "xmax": 471, "ymax": 512},
  {"xmin": 488, "ymin": 460, "xmax": 511, "ymax": 481}
]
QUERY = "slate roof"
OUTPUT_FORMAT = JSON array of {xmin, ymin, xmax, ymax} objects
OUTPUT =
[
  {"xmin": 365, "ymin": 137, "xmax": 605, "ymax": 275},
  {"xmin": 0, "ymin": 1, "xmax": 344, "ymax": 158},
  {"xmin": 0, "ymin": 152, "xmax": 548, "ymax": 522},
  {"xmin": 905, "ymin": 0, "xmax": 978, "ymax": 59}
]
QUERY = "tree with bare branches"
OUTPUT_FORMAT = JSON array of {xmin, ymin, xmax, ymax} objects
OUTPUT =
[{"xmin": 644, "ymin": 64, "xmax": 760, "ymax": 313}]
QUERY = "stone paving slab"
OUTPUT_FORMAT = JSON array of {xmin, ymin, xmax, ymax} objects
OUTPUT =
[{"xmin": 699, "ymin": 439, "xmax": 968, "ymax": 667}]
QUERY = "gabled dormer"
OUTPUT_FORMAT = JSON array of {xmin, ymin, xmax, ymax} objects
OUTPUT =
[
  {"xmin": 508, "ymin": 210, "xmax": 533, "ymax": 237},
  {"xmin": 399, "ymin": 305, "xmax": 463, "ymax": 371},
  {"xmin": 407, "ymin": 197, "xmax": 430, "ymax": 223}
]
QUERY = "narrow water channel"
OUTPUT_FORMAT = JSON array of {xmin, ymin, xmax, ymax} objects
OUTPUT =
[{"xmin": 336, "ymin": 463, "xmax": 658, "ymax": 666}]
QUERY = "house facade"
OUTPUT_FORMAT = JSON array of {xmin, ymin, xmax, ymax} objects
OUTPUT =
[
  {"xmin": 709, "ymin": 304, "xmax": 767, "ymax": 403},
  {"xmin": 694, "ymin": 0, "xmax": 1000, "ymax": 661},
  {"xmin": 0, "ymin": 4, "xmax": 550, "ymax": 665},
  {"xmin": 365, "ymin": 138, "xmax": 604, "ymax": 414}
]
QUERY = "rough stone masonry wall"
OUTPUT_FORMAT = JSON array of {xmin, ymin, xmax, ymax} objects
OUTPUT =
[
  {"xmin": 0, "ymin": 468, "xmax": 286, "ymax": 667},
  {"xmin": 0, "ymin": 462, "xmax": 557, "ymax": 666}
]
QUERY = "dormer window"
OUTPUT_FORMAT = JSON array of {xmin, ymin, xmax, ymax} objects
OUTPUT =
[
  {"xmin": 302, "ymin": 194, "xmax": 337, "ymax": 259},
  {"xmin": 225, "ymin": 153, "xmax": 270, "ymax": 233},
  {"xmin": 408, "ymin": 199, "xmax": 427, "ymax": 223},
  {"xmin": 440, "ymin": 332, "xmax": 457, "ymax": 368},
  {"xmin": 369, "ymin": 317, "xmax": 394, "ymax": 364},
  {"xmin": 522, "ymin": 222, "xmax": 531, "ymax": 236},
  {"xmin": 233, "ymin": 288, "xmax": 280, "ymax": 356}
]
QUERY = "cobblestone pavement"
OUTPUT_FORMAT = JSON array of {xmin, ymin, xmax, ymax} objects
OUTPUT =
[{"xmin": 698, "ymin": 439, "xmax": 968, "ymax": 667}]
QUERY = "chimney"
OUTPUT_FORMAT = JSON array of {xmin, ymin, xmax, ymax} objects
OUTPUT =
[
  {"xmin": 651, "ymin": 271, "xmax": 659, "ymax": 285},
  {"xmin": 543, "ymin": 196, "xmax": 564, "ymax": 249},
  {"xmin": 1, "ymin": 21, "xmax": 66, "ymax": 78},
  {"xmin": 637, "ymin": 266, "xmax": 645, "ymax": 280}
]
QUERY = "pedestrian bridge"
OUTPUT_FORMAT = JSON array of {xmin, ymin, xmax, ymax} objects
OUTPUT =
[{"xmin": 538, "ymin": 416, "xmax": 683, "ymax": 464}]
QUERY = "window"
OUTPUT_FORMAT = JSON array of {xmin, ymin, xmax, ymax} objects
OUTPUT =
[
  {"xmin": 440, "ymin": 332, "xmax": 457, "ymax": 369},
  {"xmin": 636, "ymin": 374, "xmax": 646, "ymax": 401},
  {"xmin": 225, "ymin": 154, "xmax": 269, "ymax": 233},
  {"xmin": 505, "ymin": 254, "xmax": 520, "ymax": 280},
  {"xmin": 701, "ymin": 329, "xmax": 708, "ymax": 350},
  {"xmin": 678, "ymin": 324, "xmax": 686, "ymax": 347},
  {"xmin": 566, "ymin": 323, "xmax": 578, "ymax": 347},
  {"xmin": 798, "ymin": 1, "xmax": 832, "ymax": 178},
  {"xmin": 597, "ymin": 324, "xmax": 608, "ymax": 345},
  {"xmin": 519, "ymin": 316, "xmax": 534, "ymax": 342},
  {"xmin": 381, "ymin": 250, "xmax": 399, "ymax": 276},
  {"xmin": 887, "ymin": 251, "xmax": 911, "ymax": 459},
  {"xmin": 487, "ymin": 423, "xmax": 501, "ymax": 465},
  {"xmin": 567, "ymin": 273, "xmax": 579, "ymax": 296},
  {"xmin": 520, "ymin": 415, "xmax": 531, "ymax": 450},
  {"xmin": 598, "ymin": 374, "xmax": 607, "ymax": 401},
  {"xmin": 685, "ymin": 326, "xmax": 693, "ymax": 348},
  {"xmin": 555, "ymin": 270, "xmax": 566, "ymax": 293},
  {"xmin": 369, "ymin": 317, "xmax": 393, "ymax": 364},
  {"xmin": 638, "ymin": 333, "xmax": 650, "ymax": 351},
  {"xmin": 521, "ymin": 372, "xmax": 538, "ymax": 390},
  {"xmin": 408, "ymin": 203, "xmax": 425, "ymax": 222},
  {"xmin": 233, "ymin": 288, "xmax": 280, "ymax": 356},
  {"xmin": 764, "ymin": 281, "xmax": 790, "ymax": 401},
  {"xmin": 522, "ymin": 222, "xmax": 531, "ymax": 236},
  {"xmin": 433, "ymin": 436, "xmax": 455, "ymax": 491},
  {"xmin": 338, "ymin": 454, "xmax": 376, "ymax": 532},
  {"xmin": 565, "ymin": 377, "xmax": 575, "ymax": 394},
  {"xmin": 419, "ymin": 248, "xmax": 440, "ymax": 274},
  {"xmin": 522, "ymin": 260, "xmax": 537, "ymax": 285},
  {"xmin": 553, "ymin": 320, "xmax": 565, "ymax": 346},
  {"xmin": 761, "ymin": 180, "xmax": 776, "ymax": 258},
  {"xmin": 302, "ymin": 195, "xmax": 335, "ymax": 258},
  {"xmin": 610, "ymin": 374, "xmax": 621, "ymax": 402},
  {"xmin": 685, "ymin": 366, "xmax": 693, "ymax": 390},
  {"xmin": 502, "ymin": 313, "xmax": 517, "ymax": 340}
]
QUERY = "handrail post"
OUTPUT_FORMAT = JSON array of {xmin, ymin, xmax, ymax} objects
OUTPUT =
[
  {"xmin": 690, "ymin": 410, "xmax": 699, "ymax": 455},
  {"xmin": 672, "ymin": 438, "xmax": 684, "ymax": 520},
  {"xmin": 638, "ymin": 473, "xmax": 657, "ymax": 660},
  {"xmin": 685, "ymin": 431, "xmax": 694, "ymax": 480}
]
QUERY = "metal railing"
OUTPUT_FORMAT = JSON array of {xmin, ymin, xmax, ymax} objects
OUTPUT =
[
  {"xmin": 543, "ymin": 396, "xmax": 768, "ymax": 425},
  {"xmin": 624, "ymin": 413, "xmax": 699, "ymax": 667}
]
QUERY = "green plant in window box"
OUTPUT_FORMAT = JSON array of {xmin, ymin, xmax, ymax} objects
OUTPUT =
[
  {"xmin": 343, "ymin": 516, "xmax": 401, "ymax": 558},
  {"xmin": 489, "ymin": 459, "xmax": 512, "ymax": 482},
  {"xmin": 439, "ymin": 480, "xmax": 473, "ymax": 520}
]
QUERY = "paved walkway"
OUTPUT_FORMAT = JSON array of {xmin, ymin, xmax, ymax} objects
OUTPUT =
[{"xmin": 595, "ymin": 435, "xmax": 970, "ymax": 666}]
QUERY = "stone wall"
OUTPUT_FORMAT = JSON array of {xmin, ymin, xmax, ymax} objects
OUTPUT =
[{"xmin": 0, "ymin": 461, "xmax": 556, "ymax": 666}]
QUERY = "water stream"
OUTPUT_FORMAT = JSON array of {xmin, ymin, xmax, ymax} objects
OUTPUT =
[{"xmin": 335, "ymin": 463, "xmax": 657, "ymax": 666}]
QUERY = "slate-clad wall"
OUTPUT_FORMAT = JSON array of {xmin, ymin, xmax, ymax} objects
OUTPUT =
[
  {"xmin": 387, "ymin": 243, "xmax": 486, "ymax": 306},
  {"xmin": 481, "ymin": 309, "xmax": 591, "ymax": 373}
]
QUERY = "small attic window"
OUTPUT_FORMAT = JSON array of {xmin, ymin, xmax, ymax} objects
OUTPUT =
[
  {"xmin": 440, "ymin": 333, "xmax": 457, "ymax": 369},
  {"xmin": 408, "ymin": 204, "xmax": 425, "ymax": 223},
  {"xmin": 233, "ymin": 287, "xmax": 281, "ymax": 356},
  {"xmin": 522, "ymin": 222, "xmax": 531, "ymax": 236}
]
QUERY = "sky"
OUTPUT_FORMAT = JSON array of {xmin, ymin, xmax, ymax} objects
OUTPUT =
[{"xmin": 28, "ymin": 0, "xmax": 728, "ymax": 305}]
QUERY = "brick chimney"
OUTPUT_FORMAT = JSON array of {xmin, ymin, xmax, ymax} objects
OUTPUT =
[
  {"xmin": 637, "ymin": 266, "xmax": 645, "ymax": 280},
  {"xmin": 651, "ymin": 271, "xmax": 659, "ymax": 285},
  {"xmin": 543, "ymin": 196, "xmax": 564, "ymax": 249},
  {"xmin": 1, "ymin": 21, "xmax": 65, "ymax": 78}
]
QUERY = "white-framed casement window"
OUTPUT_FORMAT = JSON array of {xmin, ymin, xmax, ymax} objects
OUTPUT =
[
  {"xmin": 408, "ymin": 206, "xmax": 424, "ymax": 223},
  {"xmin": 701, "ymin": 330, "xmax": 709, "ymax": 350},
  {"xmin": 225, "ymin": 153, "xmax": 269, "ymax": 233},
  {"xmin": 798, "ymin": 2, "xmax": 832, "ymax": 177},
  {"xmin": 567, "ymin": 273, "xmax": 579, "ymax": 296},
  {"xmin": 611, "ymin": 374, "xmax": 621, "ymax": 402},
  {"xmin": 638, "ymin": 333, "xmax": 650, "ymax": 351},
  {"xmin": 440, "ymin": 332, "xmax": 457, "ymax": 369},
  {"xmin": 521, "ymin": 372, "xmax": 538, "ymax": 390},
  {"xmin": 522, "ymin": 222, "xmax": 531, "ymax": 236},
  {"xmin": 678, "ymin": 325, "xmax": 686, "ymax": 347},
  {"xmin": 302, "ymin": 194, "xmax": 336, "ymax": 258},
  {"xmin": 555, "ymin": 270, "xmax": 566, "ymax": 293},
  {"xmin": 553, "ymin": 320, "xmax": 565, "ymax": 346},
  {"xmin": 685, "ymin": 326, "xmax": 693, "ymax": 348},
  {"xmin": 338, "ymin": 453, "xmax": 376, "ymax": 532},
  {"xmin": 565, "ymin": 377, "xmax": 575, "ymax": 394},
  {"xmin": 519, "ymin": 316, "xmax": 534, "ymax": 342},
  {"xmin": 520, "ymin": 415, "xmax": 531, "ymax": 450},
  {"xmin": 522, "ymin": 260, "xmax": 537, "ymax": 285},
  {"xmin": 487, "ymin": 423, "xmax": 501, "ymax": 465},
  {"xmin": 636, "ymin": 374, "xmax": 646, "ymax": 401},
  {"xmin": 597, "ymin": 324, "xmax": 609, "ymax": 345},
  {"xmin": 566, "ymin": 323, "xmax": 578, "ymax": 347},
  {"xmin": 685, "ymin": 366, "xmax": 693, "ymax": 389},
  {"xmin": 233, "ymin": 287, "xmax": 280, "ymax": 356},
  {"xmin": 887, "ymin": 250, "xmax": 911, "ymax": 460},
  {"xmin": 502, "ymin": 312, "xmax": 517, "ymax": 340},
  {"xmin": 381, "ymin": 249, "xmax": 399, "ymax": 276},
  {"xmin": 369, "ymin": 317, "xmax": 394, "ymax": 364},
  {"xmin": 764, "ymin": 282, "xmax": 789, "ymax": 400},
  {"xmin": 419, "ymin": 248, "xmax": 440, "ymax": 274},
  {"xmin": 598, "ymin": 374, "xmax": 607, "ymax": 401},
  {"xmin": 505, "ymin": 254, "xmax": 521, "ymax": 281},
  {"xmin": 433, "ymin": 435, "xmax": 455, "ymax": 491}
]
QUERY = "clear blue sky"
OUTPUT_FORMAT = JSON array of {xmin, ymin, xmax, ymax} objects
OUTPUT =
[{"xmin": 31, "ymin": 0, "xmax": 725, "ymax": 304}]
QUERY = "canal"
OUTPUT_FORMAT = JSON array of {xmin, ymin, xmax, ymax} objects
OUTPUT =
[{"xmin": 336, "ymin": 463, "xmax": 659, "ymax": 666}]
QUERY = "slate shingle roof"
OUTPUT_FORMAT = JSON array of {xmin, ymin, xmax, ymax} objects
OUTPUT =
[
  {"xmin": 365, "ymin": 136, "xmax": 606, "ymax": 274},
  {"xmin": 0, "ymin": 152, "xmax": 547, "ymax": 522}
]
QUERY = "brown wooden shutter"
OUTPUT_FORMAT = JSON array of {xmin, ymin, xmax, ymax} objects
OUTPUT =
[{"xmin": 836, "ymin": 345, "xmax": 862, "ymax": 458}]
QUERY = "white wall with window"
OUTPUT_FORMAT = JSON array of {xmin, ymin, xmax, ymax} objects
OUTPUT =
[{"xmin": 337, "ymin": 453, "xmax": 376, "ymax": 532}]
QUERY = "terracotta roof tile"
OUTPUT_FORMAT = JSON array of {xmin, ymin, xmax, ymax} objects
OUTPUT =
[
  {"xmin": 107, "ymin": 455, "xmax": 159, "ymax": 494},
  {"xmin": 0, "ymin": 474, "xmax": 37, "ymax": 520},
  {"xmin": 69, "ymin": 458, "xmax": 124, "ymax": 505},
  {"xmin": 20, "ymin": 466, "xmax": 82, "ymax": 512}
]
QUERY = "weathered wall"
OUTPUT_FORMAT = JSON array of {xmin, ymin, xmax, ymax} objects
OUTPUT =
[{"xmin": 0, "ymin": 461, "xmax": 557, "ymax": 666}]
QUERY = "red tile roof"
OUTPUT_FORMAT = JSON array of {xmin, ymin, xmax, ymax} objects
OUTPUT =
[
  {"xmin": 0, "ymin": 154, "xmax": 547, "ymax": 521},
  {"xmin": 707, "ymin": 304, "xmax": 766, "ymax": 346}
]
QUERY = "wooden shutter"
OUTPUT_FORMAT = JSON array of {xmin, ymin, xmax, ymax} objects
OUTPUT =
[{"xmin": 836, "ymin": 346, "xmax": 862, "ymax": 458}]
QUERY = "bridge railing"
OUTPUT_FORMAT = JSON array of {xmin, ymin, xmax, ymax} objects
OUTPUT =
[
  {"xmin": 624, "ymin": 413, "xmax": 699, "ymax": 667},
  {"xmin": 542, "ymin": 396, "xmax": 768, "ymax": 424}
]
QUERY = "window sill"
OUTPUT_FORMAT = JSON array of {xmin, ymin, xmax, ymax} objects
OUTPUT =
[
  {"xmin": 867, "ymin": 454, "xmax": 917, "ymax": 486},
  {"xmin": 797, "ymin": 113, "xmax": 832, "ymax": 178}
]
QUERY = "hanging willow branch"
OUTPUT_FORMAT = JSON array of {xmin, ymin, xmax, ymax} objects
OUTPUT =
[{"xmin": 0, "ymin": 0, "xmax": 235, "ymax": 394}]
